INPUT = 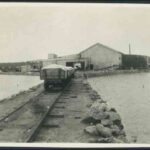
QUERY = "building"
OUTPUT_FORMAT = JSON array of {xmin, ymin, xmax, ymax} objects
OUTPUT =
[
  {"xmin": 21, "ymin": 65, "xmax": 32, "ymax": 73},
  {"xmin": 48, "ymin": 54, "xmax": 57, "ymax": 59},
  {"xmin": 42, "ymin": 43, "xmax": 123, "ymax": 70},
  {"xmin": 79, "ymin": 43, "xmax": 122, "ymax": 70},
  {"xmin": 0, "ymin": 42, "xmax": 149, "ymax": 72},
  {"xmin": 122, "ymin": 54, "xmax": 150, "ymax": 69},
  {"xmin": 0, "ymin": 62, "xmax": 25, "ymax": 72}
]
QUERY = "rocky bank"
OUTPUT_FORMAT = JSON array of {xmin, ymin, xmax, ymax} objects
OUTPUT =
[{"xmin": 82, "ymin": 80, "xmax": 128, "ymax": 143}]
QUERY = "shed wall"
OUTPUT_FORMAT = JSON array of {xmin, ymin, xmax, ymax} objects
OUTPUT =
[{"xmin": 80, "ymin": 44, "xmax": 122, "ymax": 70}]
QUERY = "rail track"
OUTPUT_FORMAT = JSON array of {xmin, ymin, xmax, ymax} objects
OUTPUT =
[
  {"xmin": 24, "ymin": 83, "xmax": 71, "ymax": 142},
  {"xmin": 0, "ymin": 81, "xmax": 72, "ymax": 142},
  {"xmin": 23, "ymin": 82, "xmax": 71, "ymax": 142},
  {"xmin": 0, "ymin": 91, "xmax": 44, "ymax": 123}
]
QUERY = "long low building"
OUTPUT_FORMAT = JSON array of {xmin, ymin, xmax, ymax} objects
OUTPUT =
[
  {"xmin": 122, "ymin": 54, "xmax": 150, "ymax": 69},
  {"xmin": 0, "ymin": 42, "xmax": 150, "ymax": 72},
  {"xmin": 43, "ymin": 43, "xmax": 123, "ymax": 70}
]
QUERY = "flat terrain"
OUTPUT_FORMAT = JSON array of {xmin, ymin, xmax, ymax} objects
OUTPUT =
[
  {"xmin": 0, "ymin": 73, "xmax": 94, "ymax": 142},
  {"xmin": 0, "ymin": 72, "xmax": 127, "ymax": 143},
  {"xmin": 34, "ymin": 78, "xmax": 93, "ymax": 142}
]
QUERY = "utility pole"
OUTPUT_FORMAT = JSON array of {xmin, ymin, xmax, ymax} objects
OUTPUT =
[{"xmin": 129, "ymin": 43, "xmax": 131, "ymax": 55}]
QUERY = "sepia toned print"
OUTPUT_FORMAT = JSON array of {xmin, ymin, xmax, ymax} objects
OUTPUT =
[{"xmin": 0, "ymin": 3, "xmax": 150, "ymax": 144}]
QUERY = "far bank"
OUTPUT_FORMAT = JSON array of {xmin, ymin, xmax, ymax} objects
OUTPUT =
[
  {"xmin": 0, "ymin": 71, "xmax": 40, "ymax": 76},
  {"xmin": 84, "ymin": 69, "xmax": 150, "ymax": 78}
]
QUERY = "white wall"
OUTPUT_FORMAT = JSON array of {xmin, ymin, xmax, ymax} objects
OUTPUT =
[
  {"xmin": 42, "ymin": 60, "xmax": 57, "ymax": 67},
  {"xmin": 42, "ymin": 43, "xmax": 122, "ymax": 70},
  {"xmin": 80, "ymin": 43, "xmax": 122, "ymax": 70}
]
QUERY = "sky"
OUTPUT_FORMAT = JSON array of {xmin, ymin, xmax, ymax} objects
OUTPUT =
[{"xmin": 0, "ymin": 3, "xmax": 150, "ymax": 62}]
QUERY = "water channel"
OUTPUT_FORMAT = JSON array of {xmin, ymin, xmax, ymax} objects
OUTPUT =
[
  {"xmin": 88, "ymin": 72, "xmax": 150, "ymax": 143},
  {"xmin": 0, "ymin": 74, "xmax": 42, "ymax": 101}
]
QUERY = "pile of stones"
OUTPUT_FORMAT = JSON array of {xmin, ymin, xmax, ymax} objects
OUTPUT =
[{"xmin": 82, "ymin": 89, "xmax": 128, "ymax": 143}]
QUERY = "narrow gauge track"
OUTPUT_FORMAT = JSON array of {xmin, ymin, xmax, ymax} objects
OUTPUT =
[
  {"xmin": 0, "ymin": 91, "xmax": 44, "ymax": 123},
  {"xmin": 24, "ymin": 82, "xmax": 71, "ymax": 142},
  {"xmin": 0, "ymin": 81, "xmax": 71, "ymax": 142}
]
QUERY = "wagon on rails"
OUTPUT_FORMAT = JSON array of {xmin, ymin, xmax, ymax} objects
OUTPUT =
[{"xmin": 40, "ymin": 64, "xmax": 75, "ymax": 90}]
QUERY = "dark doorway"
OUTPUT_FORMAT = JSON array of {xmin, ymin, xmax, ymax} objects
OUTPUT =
[
  {"xmin": 66, "ymin": 61, "xmax": 85, "ymax": 70},
  {"xmin": 90, "ymin": 64, "xmax": 94, "ymax": 70},
  {"xmin": 66, "ymin": 62, "xmax": 74, "ymax": 67},
  {"xmin": 80, "ymin": 62, "xmax": 85, "ymax": 70}
]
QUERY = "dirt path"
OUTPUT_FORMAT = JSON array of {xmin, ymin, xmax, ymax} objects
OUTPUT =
[{"xmin": 34, "ymin": 77, "xmax": 93, "ymax": 142}]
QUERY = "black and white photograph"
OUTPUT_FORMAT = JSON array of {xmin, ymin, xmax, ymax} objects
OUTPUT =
[{"xmin": 0, "ymin": 2, "xmax": 150, "ymax": 146}]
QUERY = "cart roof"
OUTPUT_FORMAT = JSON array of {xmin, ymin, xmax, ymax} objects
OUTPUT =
[{"xmin": 42, "ymin": 64, "xmax": 74, "ymax": 71}]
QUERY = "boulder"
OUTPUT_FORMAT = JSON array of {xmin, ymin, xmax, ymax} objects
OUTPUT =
[
  {"xmin": 81, "ymin": 116, "xmax": 101, "ymax": 124},
  {"xmin": 119, "ymin": 129, "xmax": 126, "ymax": 136},
  {"xmin": 118, "ymin": 135, "xmax": 128, "ymax": 143},
  {"xmin": 96, "ymin": 123, "xmax": 112, "ymax": 138},
  {"xmin": 112, "ymin": 138, "xmax": 124, "ymax": 143},
  {"xmin": 97, "ymin": 99, "xmax": 104, "ymax": 103},
  {"xmin": 89, "ymin": 102, "xmax": 109, "ymax": 120},
  {"xmin": 111, "ymin": 125, "xmax": 121, "ymax": 136},
  {"xmin": 88, "ymin": 137, "xmax": 99, "ymax": 143},
  {"xmin": 96, "ymin": 98, "xmax": 106, "ymax": 103},
  {"xmin": 106, "ymin": 107, "xmax": 117, "ymax": 112},
  {"xmin": 99, "ymin": 103, "xmax": 108, "ymax": 111},
  {"xmin": 109, "ymin": 107, "xmax": 117, "ymax": 112},
  {"xmin": 100, "ymin": 100, "xmax": 107, "ymax": 103},
  {"xmin": 97, "ymin": 137, "xmax": 114, "ymax": 143},
  {"xmin": 89, "ymin": 110, "xmax": 108, "ymax": 120},
  {"xmin": 92, "ymin": 90, "xmax": 98, "ymax": 95},
  {"xmin": 100, "ymin": 127, "xmax": 112, "ymax": 138},
  {"xmin": 107, "ymin": 111, "xmax": 124, "ymax": 130},
  {"xmin": 86, "ymin": 103, "xmax": 92, "ymax": 108},
  {"xmin": 91, "ymin": 101, "xmax": 108, "ymax": 111},
  {"xmin": 101, "ymin": 119, "xmax": 113, "ymax": 127},
  {"xmin": 107, "ymin": 111, "xmax": 121, "ymax": 121},
  {"xmin": 97, "ymin": 137, "xmax": 124, "ymax": 143},
  {"xmin": 95, "ymin": 123, "xmax": 104, "ymax": 132},
  {"xmin": 84, "ymin": 125, "xmax": 99, "ymax": 136}
]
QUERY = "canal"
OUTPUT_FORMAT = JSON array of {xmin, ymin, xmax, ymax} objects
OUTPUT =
[
  {"xmin": 88, "ymin": 72, "xmax": 150, "ymax": 143},
  {"xmin": 0, "ymin": 74, "xmax": 42, "ymax": 101}
]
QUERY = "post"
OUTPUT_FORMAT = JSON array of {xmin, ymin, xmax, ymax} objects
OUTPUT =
[{"xmin": 129, "ymin": 44, "xmax": 131, "ymax": 55}]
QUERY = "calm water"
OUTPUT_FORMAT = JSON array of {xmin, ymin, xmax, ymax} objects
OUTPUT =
[
  {"xmin": 88, "ymin": 72, "xmax": 150, "ymax": 143},
  {"xmin": 0, "ymin": 75, "xmax": 43, "ymax": 101}
]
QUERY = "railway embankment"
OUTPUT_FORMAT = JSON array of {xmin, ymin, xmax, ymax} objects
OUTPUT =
[
  {"xmin": 0, "ymin": 83, "xmax": 43, "ymax": 121},
  {"xmin": 0, "ymin": 72, "xmax": 128, "ymax": 143}
]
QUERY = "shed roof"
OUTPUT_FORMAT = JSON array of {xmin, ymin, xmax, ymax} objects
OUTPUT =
[
  {"xmin": 79, "ymin": 43, "xmax": 123, "ymax": 55},
  {"xmin": 42, "ymin": 64, "xmax": 73, "ymax": 71}
]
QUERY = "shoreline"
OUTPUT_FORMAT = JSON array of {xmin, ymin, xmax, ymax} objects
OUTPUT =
[
  {"xmin": 0, "ymin": 72, "xmax": 40, "ymax": 76},
  {"xmin": 0, "ymin": 83, "xmax": 43, "ymax": 103},
  {"xmin": 84, "ymin": 69, "xmax": 150, "ymax": 78},
  {"xmin": 0, "ymin": 69, "xmax": 150, "ymax": 77},
  {"xmin": 83, "ymin": 79, "xmax": 128, "ymax": 143}
]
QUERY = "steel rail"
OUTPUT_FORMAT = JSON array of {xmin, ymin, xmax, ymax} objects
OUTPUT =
[
  {"xmin": 24, "ymin": 82, "xmax": 71, "ymax": 142},
  {"xmin": 0, "ymin": 90, "xmax": 44, "ymax": 123}
]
